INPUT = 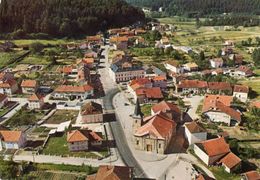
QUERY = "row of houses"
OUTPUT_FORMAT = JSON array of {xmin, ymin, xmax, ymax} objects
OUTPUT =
[
  {"xmin": 176, "ymin": 80, "xmax": 249, "ymax": 102},
  {"xmin": 165, "ymin": 59, "xmax": 253, "ymax": 78}
]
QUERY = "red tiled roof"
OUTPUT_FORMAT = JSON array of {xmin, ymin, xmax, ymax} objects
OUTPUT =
[
  {"xmin": 152, "ymin": 100, "xmax": 181, "ymax": 115},
  {"xmin": 110, "ymin": 36, "xmax": 129, "ymax": 43},
  {"xmin": 91, "ymin": 165, "xmax": 133, "ymax": 180},
  {"xmin": 219, "ymin": 152, "xmax": 241, "ymax": 169},
  {"xmin": 67, "ymin": 130, "xmax": 88, "ymax": 143},
  {"xmin": 196, "ymin": 174, "xmax": 214, "ymax": 180},
  {"xmin": 86, "ymin": 35, "xmax": 102, "ymax": 42},
  {"xmin": 202, "ymin": 95, "xmax": 241, "ymax": 121},
  {"xmin": 129, "ymin": 78, "xmax": 151, "ymax": 87},
  {"xmin": 135, "ymin": 113, "xmax": 176, "ymax": 139},
  {"xmin": 135, "ymin": 87, "xmax": 163, "ymax": 99},
  {"xmin": 178, "ymin": 80, "xmax": 208, "ymax": 89},
  {"xmin": 28, "ymin": 93, "xmax": 42, "ymax": 102},
  {"xmin": 202, "ymin": 94, "xmax": 233, "ymax": 112},
  {"xmin": 198, "ymin": 137, "xmax": 230, "ymax": 157},
  {"xmin": 243, "ymin": 171, "xmax": 260, "ymax": 180},
  {"xmin": 0, "ymin": 79, "xmax": 17, "ymax": 88},
  {"xmin": 237, "ymin": 66, "xmax": 253, "ymax": 75},
  {"xmin": 152, "ymin": 76, "xmax": 166, "ymax": 81},
  {"xmin": 208, "ymin": 82, "xmax": 232, "ymax": 91},
  {"xmin": 82, "ymin": 58, "xmax": 94, "ymax": 64},
  {"xmin": 233, "ymin": 85, "xmax": 249, "ymax": 93},
  {"xmin": 21, "ymin": 80, "xmax": 37, "ymax": 88},
  {"xmin": 61, "ymin": 66, "xmax": 74, "ymax": 74},
  {"xmin": 0, "ymin": 130, "xmax": 22, "ymax": 142},
  {"xmin": 55, "ymin": 85, "xmax": 93, "ymax": 93},
  {"xmin": 184, "ymin": 121, "xmax": 206, "ymax": 134},
  {"xmin": 67, "ymin": 129, "xmax": 103, "ymax": 143},
  {"xmin": 216, "ymin": 102, "xmax": 241, "ymax": 122}
]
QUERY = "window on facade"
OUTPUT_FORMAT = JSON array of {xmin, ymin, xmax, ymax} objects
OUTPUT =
[
  {"xmin": 159, "ymin": 144, "xmax": 161, "ymax": 148},
  {"xmin": 136, "ymin": 140, "xmax": 139, "ymax": 145}
]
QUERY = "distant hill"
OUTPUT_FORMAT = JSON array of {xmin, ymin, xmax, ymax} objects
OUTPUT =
[
  {"xmin": 126, "ymin": 0, "xmax": 260, "ymax": 17},
  {"xmin": 0, "ymin": 0, "xmax": 145, "ymax": 36}
]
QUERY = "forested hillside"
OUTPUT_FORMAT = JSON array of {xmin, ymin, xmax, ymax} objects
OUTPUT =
[
  {"xmin": 127, "ymin": 0, "xmax": 260, "ymax": 16},
  {"xmin": 0, "ymin": 0, "xmax": 145, "ymax": 37},
  {"xmin": 166, "ymin": 0, "xmax": 260, "ymax": 17}
]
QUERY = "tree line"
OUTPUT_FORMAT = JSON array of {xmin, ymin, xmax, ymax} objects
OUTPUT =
[
  {"xmin": 126, "ymin": 0, "xmax": 260, "ymax": 17},
  {"xmin": 0, "ymin": 0, "xmax": 145, "ymax": 37}
]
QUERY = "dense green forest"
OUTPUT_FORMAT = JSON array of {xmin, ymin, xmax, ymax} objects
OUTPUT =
[
  {"xmin": 0, "ymin": 0, "xmax": 145, "ymax": 37},
  {"xmin": 126, "ymin": 0, "xmax": 260, "ymax": 17}
]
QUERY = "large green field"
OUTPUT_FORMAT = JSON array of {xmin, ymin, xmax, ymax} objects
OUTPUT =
[
  {"xmin": 157, "ymin": 17, "xmax": 260, "ymax": 60},
  {"xmin": 0, "ymin": 39, "xmax": 69, "ymax": 46}
]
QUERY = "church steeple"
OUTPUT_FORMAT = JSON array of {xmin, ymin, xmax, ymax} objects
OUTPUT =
[{"xmin": 134, "ymin": 99, "xmax": 144, "ymax": 118}]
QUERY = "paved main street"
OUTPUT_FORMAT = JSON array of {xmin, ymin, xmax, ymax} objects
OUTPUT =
[
  {"xmin": 99, "ymin": 45, "xmax": 147, "ymax": 178},
  {"xmin": 98, "ymin": 45, "xmax": 214, "ymax": 179}
]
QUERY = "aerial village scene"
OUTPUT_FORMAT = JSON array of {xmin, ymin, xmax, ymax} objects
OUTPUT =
[{"xmin": 0, "ymin": 0, "xmax": 259, "ymax": 179}]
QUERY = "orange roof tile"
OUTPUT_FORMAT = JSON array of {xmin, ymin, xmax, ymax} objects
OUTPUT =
[
  {"xmin": 55, "ymin": 85, "xmax": 93, "ymax": 93},
  {"xmin": 135, "ymin": 87, "xmax": 163, "ymax": 99},
  {"xmin": 202, "ymin": 94, "xmax": 233, "ymax": 112},
  {"xmin": 0, "ymin": 130, "xmax": 22, "ymax": 142},
  {"xmin": 82, "ymin": 58, "xmax": 94, "ymax": 64},
  {"xmin": 92, "ymin": 165, "xmax": 133, "ymax": 180},
  {"xmin": 202, "ymin": 94, "xmax": 241, "ymax": 122},
  {"xmin": 152, "ymin": 76, "xmax": 166, "ymax": 81},
  {"xmin": 28, "ymin": 93, "xmax": 42, "ymax": 102},
  {"xmin": 178, "ymin": 80, "xmax": 208, "ymax": 89},
  {"xmin": 135, "ymin": 113, "xmax": 176, "ymax": 139},
  {"xmin": 243, "ymin": 171, "xmax": 260, "ymax": 180},
  {"xmin": 67, "ymin": 130, "xmax": 88, "ymax": 143},
  {"xmin": 129, "ymin": 78, "xmax": 151, "ymax": 87},
  {"xmin": 67, "ymin": 129, "xmax": 103, "ymax": 143},
  {"xmin": 21, "ymin": 80, "xmax": 37, "ymax": 88},
  {"xmin": 233, "ymin": 85, "xmax": 249, "ymax": 93},
  {"xmin": 61, "ymin": 66, "xmax": 74, "ymax": 74},
  {"xmin": 110, "ymin": 36, "xmax": 129, "ymax": 43},
  {"xmin": 184, "ymin": 121, "xmax": 206, "ymax": 134},
  {"xmin": 219, "ymin": 152, "xmax": 241, "ymax": 169},
  {"xmin": 0, "ymin": 79, "xmax": 17, "ymax": 88},
  {"xmin": 198, "ymin": 137, "xmax": 230, "ymax": 157},
  {"xmin": 152, "ymin": 100, "xmax": 181, "ymax": 115},
  {"xmin": 208, "ymin": 82, "xmax": 232, "ymax": 91}
]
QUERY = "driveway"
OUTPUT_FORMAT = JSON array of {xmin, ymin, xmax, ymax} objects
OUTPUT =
[{"xmin": 184, "ymin": 95, "xmax": 204, "ymax": 119}]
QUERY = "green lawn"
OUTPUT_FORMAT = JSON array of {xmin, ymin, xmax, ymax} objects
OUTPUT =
[
  {"xmin": 4, "ymin": 107, "xmax": 44, "ymax": 127},
  {"xmin": 0, "ymin": 51, "xmax": 27, "ymax": 68},
  {"xmin": 209, "ymin": 167, "xmax": 240, "ymax": 180},
  {"xmin": 45, "ymin": 110, "xmax": 78, "ymax": 124},
  {"xmin": 141, "ymin": 104, "xmax": 152, "ymax": 117},
  {"xmin": 0, "ymin": 107, "xmax": 10, "ymax": 117},
  {"xmin": 36, "ymin": 163, "xmax": 98, "ymax": 173},
  {"xmin": 239, "ymin": 78, "xmax": 260, "ymax": 99},
  {"xmin": 0, "ymin": 39, "xmax": 69, "ymax": 46},
  {"xmin": 42, "ymin": 135, "xmax": 100, "ymax": 158},
  {"xmin": 21, "ymin": 55, "xmax": 50, "ymax": 65}
]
